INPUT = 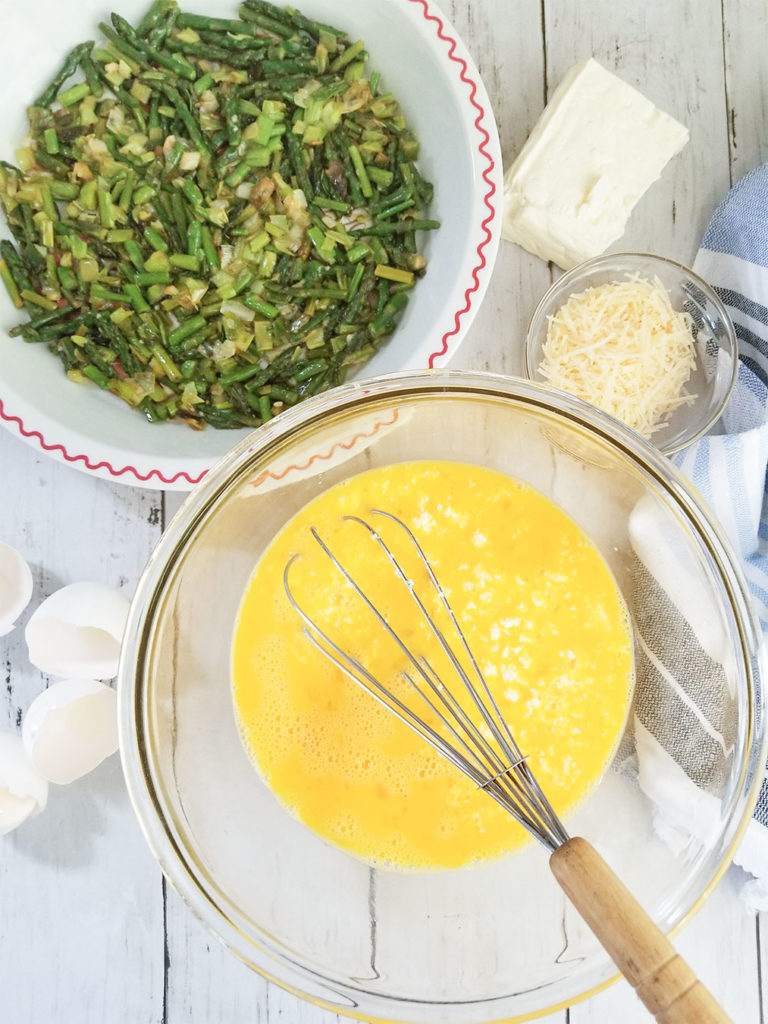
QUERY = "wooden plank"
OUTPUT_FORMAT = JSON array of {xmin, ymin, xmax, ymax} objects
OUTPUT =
[
  {"xmin": 162, "ymin": 892, "xmax": 347, "ymax": 1024},
  {"xmin": 758, "ymin": 911, "xmax": 768, "ymax": 1024},
  {"xmin": 0, "ymin": 428, "xmax": 166, "ymax": 1023},
  {"xmin": 266, "ymin": 984, "xmax": 346, "ymax": 1023},
  {"xmin": 541, "ymin": 0, "xmax": 730, "ymax": 266},
  {"xmin": 722, "ymin": 0, "xmax": 768, "ymax": 183},
  {"xmin": 444, "ymin": 0, "xmax": 552, "ymax": 379}
]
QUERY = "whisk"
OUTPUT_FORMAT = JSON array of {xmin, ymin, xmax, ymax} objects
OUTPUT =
[{"xmin": 284, "ymin": 509, "xmax": 731, "ymax": 1024}]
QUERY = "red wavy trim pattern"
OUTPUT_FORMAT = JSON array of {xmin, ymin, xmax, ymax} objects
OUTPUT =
[
  {"xmin": 0, "ymin": 0, "xmax": 497, "ymax": 486},
  {"xmin": 0, "ymin": 397, "xmax": 205, "ymax": 486},
  {"xmin": 248, "ymin": 408, "xmax": 400, "ymax": 489}
]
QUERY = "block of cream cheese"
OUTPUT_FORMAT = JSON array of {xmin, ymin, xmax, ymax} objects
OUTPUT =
[{"xmin": 502, "ymin": 59, "xmax": 689, "ymax": 269}]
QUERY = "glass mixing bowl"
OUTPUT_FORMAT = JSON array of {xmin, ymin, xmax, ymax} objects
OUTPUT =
[{"xmin": 118, "ymin": 370, "xmax": 765, "ymax": 1023}]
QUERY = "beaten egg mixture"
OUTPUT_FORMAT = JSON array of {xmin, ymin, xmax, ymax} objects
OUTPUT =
[{"xmin": 232, "ymin": 461, "xmax": 633, "ymax": 870}]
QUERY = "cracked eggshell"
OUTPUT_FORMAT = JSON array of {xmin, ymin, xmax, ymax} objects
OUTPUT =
[
  {"xmin": 25, "ymin": 581, "xmax": 130, "ymax": 679},
  {"xmin": 22, "ymin": 679, "xmax": 118, "ymax": 785},
  {"xmin": 0, "ymin": 730, "xmax": 48, "ymax": 835},
  {"xmin": 0, "ymin": 542, "xmax": 33, "ymax": 637}
]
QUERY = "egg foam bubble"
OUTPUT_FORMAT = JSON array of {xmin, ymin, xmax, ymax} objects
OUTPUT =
[{"xmin": 231, "ymin": 461, "xmax": 633, "ymax": 871}]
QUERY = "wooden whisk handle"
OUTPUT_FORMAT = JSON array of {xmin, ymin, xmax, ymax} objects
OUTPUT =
[{"xmin": 549, "ymin": 837, "xmax": 731, "ymax": 1023}]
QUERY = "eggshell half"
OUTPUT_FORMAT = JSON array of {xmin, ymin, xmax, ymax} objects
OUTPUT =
[
  {"xmin": 25, "ymin": 581, "xmax": 130, "ymax": 679},
  {"xmin": 0, "ymin": 730, "xmax": 48, "ymax": 835},
  {"xmin": 0, "ymin": 542, "xmax": 33, "ymax": 637},
  {"xmin": 22, "ymin": 679, "xmax": 118, "ymax": 785}
]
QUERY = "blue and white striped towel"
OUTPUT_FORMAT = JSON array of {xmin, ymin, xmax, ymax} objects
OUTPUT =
[
  {"xmin": 642, "ymin": 166, "xmax": 768, "ymax": 908},
  {"xmin": 678, "ymin": 166, "xmax": 768, "ymax": 632}
]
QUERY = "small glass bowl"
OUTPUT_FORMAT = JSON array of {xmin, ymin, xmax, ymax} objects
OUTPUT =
[{"xmin": 524, "ymin": 253, "xmax": 739, "ymax": 455}]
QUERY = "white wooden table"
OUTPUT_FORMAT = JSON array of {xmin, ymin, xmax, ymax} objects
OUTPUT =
[{"xmin": 2, "ymin": 0, "xmax": 767, "ymax": 1021}]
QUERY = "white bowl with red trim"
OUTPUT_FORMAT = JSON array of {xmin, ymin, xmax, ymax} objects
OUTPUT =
[{"xmin": 0, "ymin": 0, "xmax": 502, "ymax": 490}]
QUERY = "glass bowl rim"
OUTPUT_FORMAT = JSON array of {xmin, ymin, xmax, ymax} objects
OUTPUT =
[
  {"xmin": 117, "ymin": 368, "xmax": 766, "ymax": 1023},
  {"xmin": 523, "ymin": 251, "xmax": 740, "ymax": 456}
]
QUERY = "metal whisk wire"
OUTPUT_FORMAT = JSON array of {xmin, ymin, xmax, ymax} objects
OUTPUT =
[{"xmin": 283, "ymin": 509, "xmax": 570, "ymax": 852}]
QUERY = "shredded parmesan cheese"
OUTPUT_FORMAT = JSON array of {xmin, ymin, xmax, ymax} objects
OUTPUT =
[{"xmin": 539, "ymin": 274, "xmax": 697, "ymax": 438}]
